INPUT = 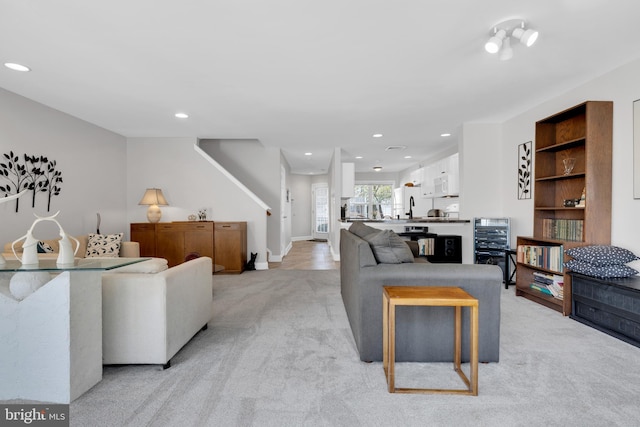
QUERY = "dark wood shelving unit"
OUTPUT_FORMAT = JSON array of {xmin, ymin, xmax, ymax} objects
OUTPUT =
[{"xmin": 516, "ymin": 101, "xmax": 613, "ymax": 315}]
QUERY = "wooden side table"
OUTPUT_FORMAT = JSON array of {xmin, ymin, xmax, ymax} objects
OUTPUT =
[{"xmin": 382, "ymin": 286, "xmax": 479, "ymax": 395}]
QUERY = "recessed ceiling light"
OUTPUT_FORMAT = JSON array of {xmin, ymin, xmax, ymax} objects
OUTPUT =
[
  {"xmin": 4, "ymin": 63, "xmax": 30, "ymax": 72},
  {"xmin": 175, "ymin": 112, "xmax": 189, "ymax": 119},
  {"xmin": 404, "ymin": 155, "xmax": 412, "ymax": 159},
  {"xmin": 373, "ymin": 166, "xmax": 382, "ymax": 172},
  {"xmin": 304, "ymin": 152, "xmax": 312, "ymax": 156},
  {"xmin": 373, "ymin": 133, "xmax": 383, "ymax": 138},
  {"xmin": 441, "ymin": 133, "xmax": 451, "ymax": 137},
  {"xmin": 355, "ymin": 156, "xmax": 363, "ymax": 159}
]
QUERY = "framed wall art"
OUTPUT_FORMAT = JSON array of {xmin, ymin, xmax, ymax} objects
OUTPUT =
[{"xmin": 518, "ymin": 141, "xmax": 532, "ymax": 199}]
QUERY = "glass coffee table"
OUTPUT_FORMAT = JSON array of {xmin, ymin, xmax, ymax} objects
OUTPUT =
[{"xmin": 0, "ymin": 257, "xmax": 149, "ymax": 403}]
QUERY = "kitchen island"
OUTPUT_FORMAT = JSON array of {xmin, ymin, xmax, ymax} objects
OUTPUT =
[{"xmin": 338, "ymin": 218, "xmax": 472, "ymax": 263}]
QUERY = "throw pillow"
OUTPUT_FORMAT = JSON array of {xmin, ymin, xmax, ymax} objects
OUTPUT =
[
  {"xmin": 564, "ymin": 259, "xmax": 638, "ymax": 279},
  {"xmin": 348, "ymin": 222, "xmax": 380, "ymax": 239},
  {"xmin": 85, "ymin": 233, "xmax": 123, "ymax": 258},
  {"xmin": 565, "ymin": 245, "xmax": 640, "ymax": 266},
  {"xmin": 37, "ymin": 241, "xmax": 55, "ymax": 253},
  {"xmin": 363, "ymin": 229, "xmax": 414, "ymax": 264}
]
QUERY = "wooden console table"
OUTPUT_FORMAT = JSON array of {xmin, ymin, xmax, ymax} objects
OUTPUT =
[{"xmin": 131, "ymin": 221, "xmax": 247, "ymax": 273}]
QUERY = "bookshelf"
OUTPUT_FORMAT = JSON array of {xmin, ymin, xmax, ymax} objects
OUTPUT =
[{"xmin": 516, "ymin": 101, "xmax": 613, "ymax": 315}]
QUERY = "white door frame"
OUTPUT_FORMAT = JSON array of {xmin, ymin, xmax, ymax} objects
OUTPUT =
[{"xmin": 312, "ymin": 182, "xmax": 329, "ymax": 240}]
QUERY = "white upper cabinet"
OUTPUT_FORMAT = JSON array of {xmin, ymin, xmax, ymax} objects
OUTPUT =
[
  {"xmin": 409, "ymin": 167, "xmax": 424, "ymax": 186},
  {"xmin": 342, "ymin": 163, "xmax": 355, "ymax": 198},
  {"xmin": 421, "ymin": 153, "xmax": 459, "ymax": 198}
]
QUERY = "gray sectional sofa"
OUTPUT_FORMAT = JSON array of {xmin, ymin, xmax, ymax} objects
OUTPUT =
[{"xmin": 340, "ymin": 224, "xmax": 503, "ymax": 363}]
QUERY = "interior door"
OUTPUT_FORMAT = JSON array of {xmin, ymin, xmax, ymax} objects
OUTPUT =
[{"xmin": 312, "ymin": 183, "xmax": 329, "ymax": 240}]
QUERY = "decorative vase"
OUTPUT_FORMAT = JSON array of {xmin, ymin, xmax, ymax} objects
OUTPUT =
[{"xmin": 563, "ymin": 158, "xmax": 576, "ymax": 175}]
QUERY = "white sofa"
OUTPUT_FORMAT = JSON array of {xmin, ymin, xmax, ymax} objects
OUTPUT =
[{"xmin": 101, "ymin": 256, "xmax": 213, "ymax": 368}]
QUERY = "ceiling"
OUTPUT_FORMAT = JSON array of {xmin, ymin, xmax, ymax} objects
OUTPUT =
[{"xmin": 2, "ymin": 1, "xmax": 640, "ymax": 175}]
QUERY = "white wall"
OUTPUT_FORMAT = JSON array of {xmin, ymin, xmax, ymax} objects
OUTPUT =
[
  {"xmin": 281, "ymin": 152, "xmax": 292, "ymax": 257},
  {"xmin": 458, "ymin": 123, "xmax": 503, "ymax": 219},
  {"xmin": 499, "ymin": 58, "xmax": 640, "ymax": 271},
  {"xmin": 198, "ymin": 139, "xmax": 282, "ymax": 258},
  {"xmin": 126, "ymin": 137, "xmax": 269, "ymax": 268},
  {"xmin": 0, "ymin": 88, "xmax": 127, "ymax": 246},
  {"xmin": 290, "ymin": 174, "xmax": 312, "ymax": 239},
  {"xmin": 328, "ymin": 148, "xmax": 341, "ymax": 259}
]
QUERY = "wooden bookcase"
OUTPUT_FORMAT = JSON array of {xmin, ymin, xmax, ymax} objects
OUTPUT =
[{"xmin": 516, "ymin": 101, "xmax": 613, "ymax": 315}]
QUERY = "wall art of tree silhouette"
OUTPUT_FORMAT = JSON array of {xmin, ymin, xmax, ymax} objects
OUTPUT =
[
  {"xmin": 0, "ymin": 151, "xmax": 29, "ymax": 212},
  {"xmin": 43, "ymin": 160, "xmax": 63, "ymax": 211},
  {"xmin": 0, "ymin": 151, "xmax": 63, "ymax": 212},
  {"xmin": 518, "ymin": 142, "xmax": 532, "ymax": 200},
  {"xmin": 24, "ymin": 154, "xmax": 50, "ymax": 208}
]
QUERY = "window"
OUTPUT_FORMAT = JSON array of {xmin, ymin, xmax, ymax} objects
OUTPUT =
[{"xmin": 347, "ymin": 183, "xmax": 393, "ymax": 219}]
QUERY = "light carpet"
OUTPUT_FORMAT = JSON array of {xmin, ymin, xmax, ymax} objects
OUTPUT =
[{"xmin": 68, "ymin": 269, "xmax": 640, "ymax": 426}]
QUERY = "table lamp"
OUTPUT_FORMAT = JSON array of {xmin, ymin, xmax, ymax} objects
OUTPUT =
[{"xmin": 139, "ymin": 188, "xmax": 169, "ymax": 223}]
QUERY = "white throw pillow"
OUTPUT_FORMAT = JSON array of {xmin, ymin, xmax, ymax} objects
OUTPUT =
[{"xmin": 85, "ymin": 233, "xmax": 123, "ymax": 258}]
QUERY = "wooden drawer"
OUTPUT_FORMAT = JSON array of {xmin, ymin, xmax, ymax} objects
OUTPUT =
[
  {"xmin": 215, "ymin": 222, "xmax": 243, "ymax": 231},
  {"xmin": 157, "ymin": 222, "xmax": 214, "ymax": 232}
]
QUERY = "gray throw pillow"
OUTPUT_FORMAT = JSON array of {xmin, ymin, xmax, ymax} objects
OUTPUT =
[
  {"xmin": 363, "ymin": 229, "xmax": 414, "ymax": 264},
  {"xmin": 565, "ymin": 245, "xmax": 640, "ymax": 266},
  {"xmin": 565, "ymin": 259, "xmax": 638, "ymax": 279},
  {"xmin": 349, "ymin": 222, "xmax": 379, "ymax": 239}
]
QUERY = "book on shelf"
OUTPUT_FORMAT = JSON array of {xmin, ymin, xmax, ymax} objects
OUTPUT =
[
  {"xmin": 541, "ymin": 219, "xmax": 584, "ymax": 242},
  {"xmin": 530, "ymin": 283, "xmax": 554, "ymax": 296},
  {"xmin": 516, "ymin": 244, "xmax": 564, "ymax": 273},
  {"xmin": 532, "ymin": 271, "xmax": 564, "ymax": 286},
  {"xmin": 531, "ymin": 271, "xmax": 564, "ymax": 300}
]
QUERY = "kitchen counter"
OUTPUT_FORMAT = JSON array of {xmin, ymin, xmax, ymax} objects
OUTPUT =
[
  {"xmin": 338, "ymin": 218, "xmax": 473, "ymax": 263},
  {"xmin": 339, "ymin": 218, "xmax": 470, "ymax": 224}
]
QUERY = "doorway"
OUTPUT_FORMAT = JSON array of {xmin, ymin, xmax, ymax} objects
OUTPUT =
[{"xmin": 312, "ymin": 183, "xmax": 328, "ymax": 240}]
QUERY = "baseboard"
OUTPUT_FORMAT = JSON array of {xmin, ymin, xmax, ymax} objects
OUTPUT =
[
  {"xmin": 328, "ymin": 240, "xmax": 340, "ymax": 261},
  {"xmin": 292, "ymin": 235, "xmax": 313, "ymax": 241},
  {"xmin": 255, "ymin": 261, "xmax": 269, "ymax": 270}
]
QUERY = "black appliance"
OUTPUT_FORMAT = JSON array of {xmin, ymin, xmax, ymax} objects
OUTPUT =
[
  {"xmin": 427, "ymin": 235, "xmax": 462, "ymax": 263},
  {"xmin": 473, "ymin": 217, "xmax": 511, "ymax": 284}
]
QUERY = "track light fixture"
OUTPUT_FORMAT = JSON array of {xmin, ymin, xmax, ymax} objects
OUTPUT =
[{"xmin": 485, "ymin": 19, "xmax": 538, "ymax": 60}]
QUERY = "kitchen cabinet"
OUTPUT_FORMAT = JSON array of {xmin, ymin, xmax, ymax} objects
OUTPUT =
[
  {"xmin": 342, "ymin": 163, "xmax": 355, "ymax": 198},
  {"xmin": 421, "ymin": 153, "xmax": 459, "ymax": 198},
  {"xmin": 409, "ymin": 167, "xmax": 424, "ymax": 187},
  {"xmin": 214, "ymin": 222, "xmax": 247, "ymax": 273}
]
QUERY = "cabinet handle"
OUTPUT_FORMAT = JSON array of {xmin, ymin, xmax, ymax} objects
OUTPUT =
[{"xmin": 222, "ymin": 225, "xmax": 231, "ymax": 228}]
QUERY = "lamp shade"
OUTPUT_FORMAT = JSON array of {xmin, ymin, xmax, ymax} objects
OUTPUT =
[
  {"xmin": 139, "ymin": 188, "xmax": 168, "ymax": 223},
  {"xmin": 138, "ymin": 188, "xmax": 169, "ymax": 206}
]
